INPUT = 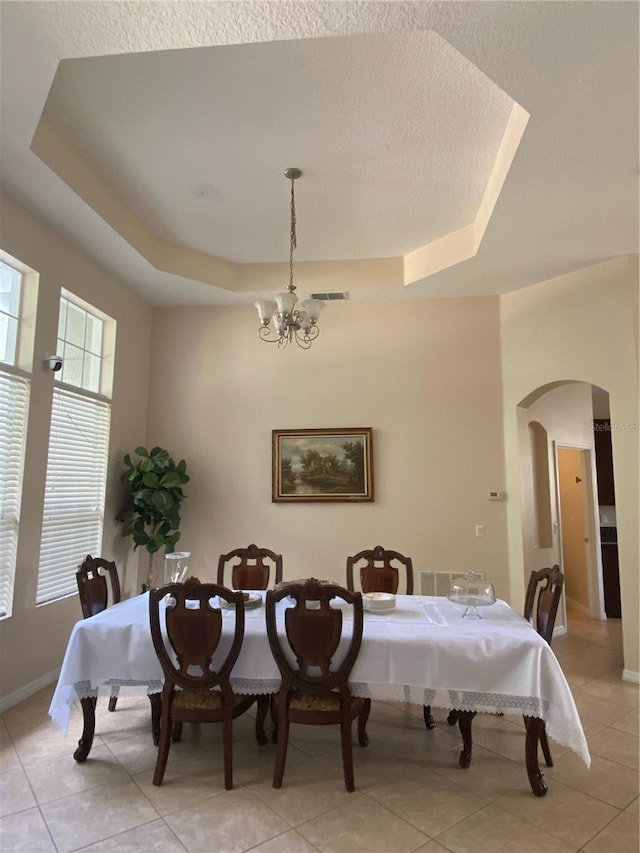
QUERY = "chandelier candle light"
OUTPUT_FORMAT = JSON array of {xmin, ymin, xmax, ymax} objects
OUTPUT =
[{"xmin": 254, "ymin": 168, "xmax": 325, "ymax": 349}]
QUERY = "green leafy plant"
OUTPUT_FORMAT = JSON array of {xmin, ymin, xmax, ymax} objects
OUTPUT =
[{"xmin": 116, "ymin": 445, "xmax": 189, "ymax": 590}]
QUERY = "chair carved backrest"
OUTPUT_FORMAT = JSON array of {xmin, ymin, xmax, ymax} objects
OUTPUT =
[
  {"xmin": 523, "ymin": 565, "xmax": 564, "ymax": 644},
  {"xmin": 149, "ymin": 577, "xmax": 245, "ymax": 693},
  {"xmin": 346, "ymin": 545, "xmax": 414, "ymax": 596},
  {"xmin": 76, "ymin": 555, "xmax": 121, "ymax": 618},
  {"xmin": 217, "ymin": 544, "xmax": 283, "ymax": 590},
  {"xmin": 266, "ymin": 579, "xmax": 363, "ymax": 696}
]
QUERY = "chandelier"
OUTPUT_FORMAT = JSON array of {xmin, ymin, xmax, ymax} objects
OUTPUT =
[{"xmin": 254, "ymin": 168, "xmax": 325, "ymax": 349}]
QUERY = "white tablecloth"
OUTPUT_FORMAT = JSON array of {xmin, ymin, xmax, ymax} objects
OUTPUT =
[{"xmin": 49, "ymin": 592, "xmax": 590, "ymax": 766}]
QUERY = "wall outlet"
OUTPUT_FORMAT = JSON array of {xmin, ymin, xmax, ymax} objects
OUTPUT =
[{"xmin": 475, "ymin": 524, "xmax": 485, "ymax": 538}]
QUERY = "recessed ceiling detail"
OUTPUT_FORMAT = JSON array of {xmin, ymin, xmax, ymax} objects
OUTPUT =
[{"xmin": 32, "ymin": 30, "xmax": 528, "ymax": 296}]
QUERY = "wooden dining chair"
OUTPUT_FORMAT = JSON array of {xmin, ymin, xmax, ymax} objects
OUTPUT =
[
  {"xmin": 453, "ymin": 565, "xmax": 565, "ymax": 770},
  {"xmin": 149, "ymin": 577, "xmax": 269, "ymax": 790},
  {"xmin": 76, "ymin": 555, "xmax": 122, "ymax": 711},
  {"xmin": 346, "ymin": 547, "xmax": 436, "ymax": 728},
  {"xmin": 346, "ymin": 545, "xmax": 414, "ymax": 595},
  {"xmin": 265, "ymin": 578, "xmax": 371, "ymax": 792},
  {"xmin": 522, "ymin": 565, "xmax": 565, "ymax": 767},
  {"xmin": 217, "ymin": 544, "xmax": 283, "ymax": 589}
]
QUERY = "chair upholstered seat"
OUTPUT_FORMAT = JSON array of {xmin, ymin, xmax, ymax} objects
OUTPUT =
[
  {"xmin": 288, "ymin": 690, "xmax": 364, "ymax": 714},
  {"xmin": 172, "ymin": 688, "xmax": 257, "ymax": 713}
]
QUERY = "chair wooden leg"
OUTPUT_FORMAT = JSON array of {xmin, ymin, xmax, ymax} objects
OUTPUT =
[
  {"xmin": 539, "ymin": 723, "xmax": 553, "ymax": 767},
  {"xmin": 107, "ymin": 695, "xmax": 118, "ymax": 712},
  {"xmin": 172, "ymin": 721, "xmax": 183, "ymax": 742},
  {"xmin": 223, "ymin": 703, "xmax": 234, "ymax": 791},
  {"xmin": 340, "ymin": 714, "xmax": 355, "ymax": 792},
  {"xmin": 270, "ymin": 693, "xmax": 279, "ymax": 744},
  {"xmin": 148, "ymin": 693, "xmax": 161, "ymax": 746},
  {"xmin": 358, "ymin": 698, "xmax": 371, "ymax": 747},
  {"xmin": 456, "ymin": 710, "xmax": 476, "ymax": 768},
  {"xmin": 255, "ymin": 695, "xmax": 269, "ymax": 746},
  {"xmin": 423, "ymin": 704, "xmax": 435, "ymax": 729},
  {"xmin": 152, "ymin": 709, "xmax": 173, "ymax": 786},
  {"xmin": 272, "ymin": 694, "xmax": 289, "ymax": 788}
]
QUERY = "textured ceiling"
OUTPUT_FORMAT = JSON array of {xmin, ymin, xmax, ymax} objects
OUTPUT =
[{"xmin": 0, "ymin": 1, "xmax": 638, "ymax": 307}]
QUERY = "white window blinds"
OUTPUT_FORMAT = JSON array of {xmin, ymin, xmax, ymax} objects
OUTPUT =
[
  {"xmin": 0, "ymin": 370, "xmax": 30, "ymax": 618},
  {"xmin": 36, "ymin": 386, "xmax": 111, "ymax": 605}
]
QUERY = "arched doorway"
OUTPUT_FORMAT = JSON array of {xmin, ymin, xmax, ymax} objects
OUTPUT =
[{"xmin": 516, "ymin": 380, "xmax": 617, "ymax": 632}]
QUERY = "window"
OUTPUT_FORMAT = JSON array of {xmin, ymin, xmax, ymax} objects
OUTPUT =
[
  {"xmin": 0, "ymin": 258, "xmax": 31, "ymax": 619},
  {"xmin": 36, "ymin": 294, "xmax": 113, "ymax": 606}
]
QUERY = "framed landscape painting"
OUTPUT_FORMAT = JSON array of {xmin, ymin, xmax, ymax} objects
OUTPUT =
[{"xmin": 272, "ymin": 428, "xmax": 374, "ymax": 502}]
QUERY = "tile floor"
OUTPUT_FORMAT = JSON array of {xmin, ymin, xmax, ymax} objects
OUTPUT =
[{"xmin": 1, "ymin": 613, "xmax": 638, "ymax": 852}]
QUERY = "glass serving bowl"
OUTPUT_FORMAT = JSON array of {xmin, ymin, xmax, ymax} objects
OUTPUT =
[{"xmin": 448, "ymin": 572, "xmax": 496, "ymax": 619}]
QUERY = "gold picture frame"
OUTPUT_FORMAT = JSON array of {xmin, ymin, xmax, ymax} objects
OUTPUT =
[{"xmin": 272, "ymin": 428, "xmax": 374, "ymax": 503}]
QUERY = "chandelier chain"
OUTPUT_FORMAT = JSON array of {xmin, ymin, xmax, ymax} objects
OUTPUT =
[{"xmin": 289, "ymin": 174, "xmax": 297, "ymax": 291}]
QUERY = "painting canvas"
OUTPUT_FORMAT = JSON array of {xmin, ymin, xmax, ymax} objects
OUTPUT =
[{"xmin": 272, "ymin": 428, "xmax": 374, "ymax": 502}]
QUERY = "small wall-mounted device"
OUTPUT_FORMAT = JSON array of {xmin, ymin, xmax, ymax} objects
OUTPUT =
[
  {"xmin": 487, "ymin": 490, "xmax": 505, "ymax": 501},
  {"xmin": 44, "ymin": 354, "xmax": 63, "ymax": 372}
]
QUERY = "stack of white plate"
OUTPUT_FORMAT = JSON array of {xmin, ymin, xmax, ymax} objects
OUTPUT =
[{"xmin": 362, "ymin": 592, "xmax": 396, "ymax": 613}]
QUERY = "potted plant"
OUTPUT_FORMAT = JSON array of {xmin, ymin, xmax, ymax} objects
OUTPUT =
[{"xmin": 116, "ymin": 445, "xmax": 189, "ymax": 590}]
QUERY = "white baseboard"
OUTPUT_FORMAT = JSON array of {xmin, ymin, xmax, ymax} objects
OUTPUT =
[
  {"xmin": 622, "ymin": 669, "xmax": 640, "ymax": 684},
  {"xmin": 0, "ymin": 668, "xmax": 60, "ymax": 714},
  {"xmin": 565, "ymin": 596, "xmax": 590, "ymax": 616}
]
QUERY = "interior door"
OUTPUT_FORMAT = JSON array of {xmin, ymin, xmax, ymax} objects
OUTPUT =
[{"xmin": 556, "ymin": 446, "xmax": 600, "ymax": 619}]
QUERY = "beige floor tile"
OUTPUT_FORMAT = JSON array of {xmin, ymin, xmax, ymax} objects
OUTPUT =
[
  {"xmin": 571, "ymin": 690, "xmax": 632, "ymax": 725},
  {"xmin": 558, "ymin": 654, "xmax": 620, "ymax": 680},
  {"xmin": 9, "ymin": 711, "xmax": 103, "ymax": 768},
  {"xmin": 90, "ymin": 700, "xmax": 157, "ymax": 744},
  {"xmin": 587, "ymin": 725, "xmax": 639, "ymax": 771},
  {"xmin": 549, "ymin": 750, "xmax": 639, "ymax": 809},
  {"xmin": 251, "ymin": 757, "xmax": 366, "ymax": 826},
  {"xmin": 104, "ymin": 730, "xmax": 159, "ymax": 775},
  {"xmin": 315, "ymin": 742, "xmax": 428, "ymax": 792},
  {"xmin": 132, "ymin": 754, "xmax": 243, "ymax": 815},
  {"xmin": 582, "ymin": 810, "xmax": 640, "ymax": 853},
  {"xmin": 472, "ymin": 720, "xmax": 534, "ymax": 763},
  {"xmin": 0, "ymin": 763, "xmax": 37, "ymax": 817},
  {"xmin": 368, "ymin": 764, "xmax": 487, "ymax": 837},
  {"xmin": 414, "ymin": 842, "xmax": 456, "ymax": 852},
  {"xmin": 577, "ymin": 675, "xmax": 640, "ymax": 708},
  {"xmin": 494, "ymin": 777, "xmax": 618, "ymax": 847},
  {"xmin": 625, "ymin": 796, "xmax": 639, "ymax": 817},
  {"xmin": 25, "ymin": 742, "xmax": 129, "ymax": 804},
  {"xmin": 435, "ymin": 802, "xmax": 575, "ymax": 852},
  {"xmin": 0, "ymin": 806, "xmax": 57, "ymax": 851},
  {"xmin": 164, "ymin": 788, "xmax": 290, "ymax": 853},
  {"xmin": 286, "ymin": 723, "xmax": 357, "ymax": 758},
  {"xmin": 250, "ymin": 829, "xmax": 322, "ymax": 852},
  {"xmin": 298, "ymin": 793, "xmax": 430, "ymax": 852},
  {"xmin": 0, "ymin": 724, "xmax": 20, "ymax": 772},
  {"xmin": 611, "ymin": 708, "xmax": 640, "ymax": 737},
  {"xmin": 428, "ymin": 743, "xmax": 534, "ymax": 801},
  {"xmin": 78, "ymin": 818, "xmax": 188, "ymax": 851},
  {"xmin": 40, "ymin": 778, "xmax": 159, "ymax": 853}
]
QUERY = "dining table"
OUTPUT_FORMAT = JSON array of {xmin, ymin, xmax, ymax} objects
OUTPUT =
[{"xmin": 48, "ymin": 590, "xmax": 590, "ymax": 797}]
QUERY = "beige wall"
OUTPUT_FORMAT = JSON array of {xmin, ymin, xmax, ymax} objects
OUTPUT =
[
  {"xmin": 502, "ymin": 255, "xmax": 639, "ymax": 677},
  {"xmin": 146, "ymin": 296, "xmax": 509, "ymax": 595},
  {"xmin": 0, "ymin": 191, "xmax": 152, "ymax": 702}
]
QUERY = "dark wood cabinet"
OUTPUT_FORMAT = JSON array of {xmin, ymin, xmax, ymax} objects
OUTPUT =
[
  {"xmin": 593, "ymin": 419, "xmax": 615, "ymax": 505},
  {"xmin": 601, "ymin": 543, "xmax": 621, "ymax": 618}
]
